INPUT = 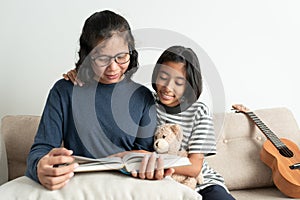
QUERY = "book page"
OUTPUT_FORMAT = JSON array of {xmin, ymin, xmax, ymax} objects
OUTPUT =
[
  {"xmin": 73, "ymin": 155, "xmax": 122, "ymax": 164},
  {"xmin": 159, "ymin": 154, "xmax": 191, "ymax": 168},
  {"xmin": 72, "ymin": 153, "xmax": 191, "ymax": 173},
  {"xmin": 122, "ymin": 153, "xmax": 147, "ymax": 172},
  {"xmin": 73, "ymin": 156, "xmax": 124, "ymax": 172},
  {"xmin": 123, "ymin": 153, "xmax": 191, "ymax": 172}
]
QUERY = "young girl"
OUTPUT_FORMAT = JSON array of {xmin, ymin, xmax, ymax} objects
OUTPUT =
[
  {"xmin": 151, "ymin": 46, "xmax": 235, "ymax": 200},
  {"xmin": 64, "ymin": 45, "xmax": 235, "ymax": 199}
]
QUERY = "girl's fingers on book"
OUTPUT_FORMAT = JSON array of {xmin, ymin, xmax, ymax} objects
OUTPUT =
[
  {"xmin": 156, "ymin": 156, "xmax": 164, "ymax": 170},
  {"xmin": 138, "ymin": 154, "xmax": 150, "ymax": 179},
  {"xmin": 131, "ymin": 169, "xmax": 138, "ymax": 177},
  {"xmin": 145, "ymin": 153, "xmax": 156, "ymax": 179},
  {"xmin": 164, "ymin": 168, "xmax": 175, "ymax": 177},
  {"xmin": 154, "ymin": 156, "xmax": 164, "ymax": 180}
]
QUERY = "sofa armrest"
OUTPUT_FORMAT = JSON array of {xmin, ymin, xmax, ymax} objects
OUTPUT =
[
  {"xmin": 0, "ymin": 130, "xmax": 8, "ymax": 185},
  {"xmin": 1, "ymin": 115, "xmax": 40, "ymax": 181}
]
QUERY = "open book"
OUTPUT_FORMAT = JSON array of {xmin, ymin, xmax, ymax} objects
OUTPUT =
[{"xmin": 73, "ymin": 153, "xmax": 191, "ymax": 173}]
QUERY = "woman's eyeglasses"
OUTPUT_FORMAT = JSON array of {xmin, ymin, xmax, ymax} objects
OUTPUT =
[{"xmin": 91, "ymin": 52, "xmax": 131, "ymax": 67}]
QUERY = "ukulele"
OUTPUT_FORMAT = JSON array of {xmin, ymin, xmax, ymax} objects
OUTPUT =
[{"xmin": 232, "ymin": 104, "xmax": 300, "ymax": 198}]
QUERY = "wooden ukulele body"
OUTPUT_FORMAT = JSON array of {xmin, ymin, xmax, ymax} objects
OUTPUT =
[{"xmin": 260, "ymin": 138, "xmax": 300, "ymax": 198}]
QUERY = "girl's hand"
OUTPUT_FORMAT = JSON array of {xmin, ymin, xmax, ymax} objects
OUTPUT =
[
  {"xmin": 62, "ymin": 69, "xmax": 84, "ymax": 86},
  {"xmin": 109, "ymin": 151, "xmax": 174, "ymax": 180},
  {"xmin": 131, "ymin": 152, "xmax": 175, "ymax": 180},
  {"xmin": 37, "ymin": 148, "xmax": 78, "ymax": 190}
]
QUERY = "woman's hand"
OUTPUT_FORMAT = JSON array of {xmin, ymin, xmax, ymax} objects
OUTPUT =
[
  {"xmin": 37, "ymin": 147, "xmax": 78, "ymax": 190},
  {"xmin": 62, "ymin": 69, "xmax": 84, "ymax": 86}
]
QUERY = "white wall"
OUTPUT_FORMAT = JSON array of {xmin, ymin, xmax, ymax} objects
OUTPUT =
[{"xmin": 1, "ymin": 0, "xmax": 300, "ymax": 127}]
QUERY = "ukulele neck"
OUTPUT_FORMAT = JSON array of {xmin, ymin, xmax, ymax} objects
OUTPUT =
[{"xmin": 246, "ymin": 111, "xmax": 285, "ymax": 149}]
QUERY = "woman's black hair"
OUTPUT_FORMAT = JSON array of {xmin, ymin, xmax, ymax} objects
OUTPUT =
[
  {"xmin": 151, "ymin": 45, "xmax": 203, "ymax": 104},
  {"xmin": 75, "ymin": 10, "xmax": 138, "ymax": 82}
]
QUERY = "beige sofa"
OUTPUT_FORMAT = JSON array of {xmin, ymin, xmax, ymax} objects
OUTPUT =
[{"xmin": 0, "ymin": 107, "xmax": 300, "ymax": 199}]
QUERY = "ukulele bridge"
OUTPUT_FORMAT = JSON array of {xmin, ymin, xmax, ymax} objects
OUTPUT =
[{"xmin": 289, "ymin": 163, "xmax": 300, "ymax": 170}]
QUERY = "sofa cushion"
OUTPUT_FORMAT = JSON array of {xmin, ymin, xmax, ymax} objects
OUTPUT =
[
  {"xmin": 0, "ymin": 172, "xmax": 201, "ymax": 200},
  {"xmin": 1, "ymin": 115, "xmax": 40, "ymax": 180},
  {"xmin": 230, "ymin": 187, "xmax": 287, "ymax": 200},
  {"xmin": 208, "ymin": 107, "xmax": 300, "ymax": 190}
]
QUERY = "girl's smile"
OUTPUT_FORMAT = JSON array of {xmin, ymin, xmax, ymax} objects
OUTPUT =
[{"xmin": 156, "ymin": 61, "xmax": 186, "ymax": 107}]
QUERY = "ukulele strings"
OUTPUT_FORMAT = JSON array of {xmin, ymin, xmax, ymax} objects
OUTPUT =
[
  {"xmin": 233, "ymin": 107, "xmax": 298, "ymax": 166},
  {"xmin": 247, "ymin": 112, "xmax": 294, "ymax": 158}
]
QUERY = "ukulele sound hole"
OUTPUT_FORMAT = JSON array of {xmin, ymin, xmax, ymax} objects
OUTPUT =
[{"xmin": 279, "ymin": 146, "xmax": 294, "ymax": 158}]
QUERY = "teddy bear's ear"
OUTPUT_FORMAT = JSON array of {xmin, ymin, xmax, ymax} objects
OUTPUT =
[{"xmin": 170, "ymin": 124, "xmax": 183, "ymax": 141}]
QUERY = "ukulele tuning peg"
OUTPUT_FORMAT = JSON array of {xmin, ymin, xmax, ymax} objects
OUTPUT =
[{"xmin": 231, "ymin": 108, "xmax": 240, "ymax": 113}]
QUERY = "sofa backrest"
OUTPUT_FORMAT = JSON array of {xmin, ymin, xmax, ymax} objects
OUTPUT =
[
  {"xmin": 207, "ymin": 107, "xmax": 300, "ymax": 190},
  {"xmin": 1, "ymin": 115, "xmax": 40, "ymax": 181}
]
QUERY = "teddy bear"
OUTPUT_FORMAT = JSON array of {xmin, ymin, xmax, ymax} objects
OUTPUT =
[{"xmin": 153, "ymin": 123, "xmax": 203, "ymax": 190}]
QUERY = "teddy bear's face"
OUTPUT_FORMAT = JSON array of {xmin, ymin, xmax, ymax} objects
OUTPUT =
[{"xmin": 153, "ymin": 124, "xmax": 183, "ymax": 154}]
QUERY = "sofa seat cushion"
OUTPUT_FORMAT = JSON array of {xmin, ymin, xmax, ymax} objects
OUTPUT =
[
  {"xmin": 0, "ymin": 172, "xmax": 201, "ymax": 200},
  {"xmin": 231, "ymin": 187, "xmax": 288, "ymax": 200}
]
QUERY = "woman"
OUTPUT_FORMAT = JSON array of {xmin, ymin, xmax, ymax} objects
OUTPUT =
[{"xmin": 26, "ymin": 10, "xmax": 170, "ymax": 191}]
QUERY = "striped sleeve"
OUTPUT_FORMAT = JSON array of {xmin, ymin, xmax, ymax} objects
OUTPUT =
[{"xmin": 188, "ymin": 104, "xmax": 216, "ymax": 156}]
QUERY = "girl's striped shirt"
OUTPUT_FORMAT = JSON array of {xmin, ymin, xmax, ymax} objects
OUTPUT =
[{"xmin": 155, "ymin": 97, "xmax": 228, "ymax": 191}]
